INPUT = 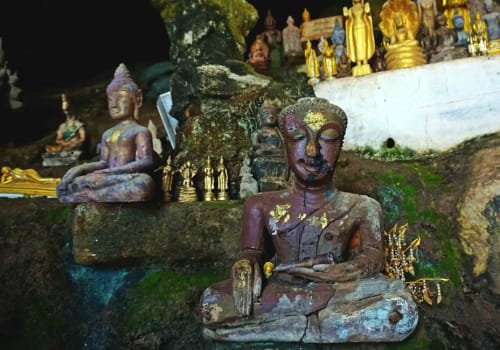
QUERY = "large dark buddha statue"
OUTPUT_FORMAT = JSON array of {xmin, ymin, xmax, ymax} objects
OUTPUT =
[
  {"xmin": 200, "ymin": 97, "xmax": 418, "ymax": 343},
  {"xmin": 56, "ymin": 63, "xmax": 155, "ymax": 203}
]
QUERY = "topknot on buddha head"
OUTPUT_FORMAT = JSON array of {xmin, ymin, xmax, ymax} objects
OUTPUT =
[{"xmin": 106, "ymin": 63, "xmax": 140, "ymax": 97}]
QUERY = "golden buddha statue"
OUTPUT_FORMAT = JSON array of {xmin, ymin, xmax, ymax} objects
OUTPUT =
[
  {"xmin": 379, "ymin": 0, "xmax": 427, "ymax": 70},
  {"xmin": 443, "ymin": 0, "xmax": 471, "ymax": 33},
  {"xmin": 343, "ymin": 0, "xmax": 376, "ymax": 76},
  {"xmin": 216, "ymin": 156, "xmax": 229, "ymax": 201},
  {"xmin": 300, "ymin": 8, "xmax": 312, "ymax": 38},
  {"xmin": 203, "ymin": 156, "xmax": 215, "ymax": 201},
  {"xmin": 322, "ymin": 40, "xmax": 337, "ymax": 80},
  {"xmin": 178, "ymin": 161, "xmax": 198, "ymax": 202},
  {"xmin": 304, "ymin": 40, "xmax": 320, "ymax": 85},
  {"xmin": 472, "ymin": 11, "xmax": 489, "ymax": 55},
  {"xmin": 0, "ymin": 166, "xmax": 60, "ymax": 197}
]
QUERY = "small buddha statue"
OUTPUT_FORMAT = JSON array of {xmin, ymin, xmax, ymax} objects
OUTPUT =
[
  {"xmin": 216, "ymin": 156, "xmax": 229, "ymax": 201},
  {"xmin": 282, "ymin": 16, "xmax": 303, "ymax": 63},
  {"xmin": 336, "ymin": 52, "xmax": 353, "ymax": 77},
  {"xmin": 178, "ymin": 161, "xmax": 198, "ymax": 202},
  {"xmin": 343, "ymin": 0, "xmax": 376, "ymax": 76},
  {"xmin": 300, "ymin": 8, "xmax": 312, "ymax": 39},
  {"xmin": 56, "ymin": 63, "xmax": 155, "ymax": 203},
  {"xmin": 247, "ymin": 35, "xmax": 270, "ymax": 73},
  {"xmin": 483, "ymin": 0, "xmax": 500, "ymax": 41},
  {"xmin": 443, "ymin": 0, "xmax": 471, "ymax": 33},
  {"xmin": 203, "ymin": 156, "xmax": 215, "ymax": 201},
  {"xmin": 1, "ymin": 166, "xmax": 60, "ymax": 197},
  {"xmin": 43, "ymin": 94, "xmax": 86, "ymax": 166},
  {"xmin": 322, "ymin": 40, "xmax": 337, "ymax": 80},
  {"xmin": 379, "ymin": 0, "xmax": 427, "ymax": 70},
  {"xmin": 429, "ymin": 14, "xmax": 460, "ymax": 62},
  {"xmin": 472, "ymin": 11, "xmax": 489, "ymax": 54},
  {"xmin": 200, "ymin": 97, "xmax": 419, "ymax": 343},
  {"xmin": 238, "ymin": 156, "xmax": 258, "ymax": 200},
  {"xmin": 331, "ymin": 19, "xmax": 347, "ymax": 65},
  {"xmin": 261, "ymin": 9, "xmax": 283, "ymax": 69},
  {"xmin": 452, "ymin": 11, "xmax": 469, "ymax": 46},
  {"xmin": 417, "ymin": 0, "xmax": 438, "ymax": 39},
  {"xmin": 304, "ymin": 40, "xmax": 320, "ymax": 85},
  {"xmin": 162, "ymin": 155, "xmax": 174, "ymax": 202}
]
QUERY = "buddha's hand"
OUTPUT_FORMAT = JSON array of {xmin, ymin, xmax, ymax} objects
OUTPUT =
[
  {"xmin": 289, "ymin": 257, "xmax": 372, "ymax": 283},
  {"xmin": 231, "ymin": 257, "xmax": 262, "ymax": 317}
]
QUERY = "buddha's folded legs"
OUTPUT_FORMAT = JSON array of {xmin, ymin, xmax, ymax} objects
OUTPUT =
[
  {"xmin": 57, "ymin": 173, "xmax": 155, "ymax": 202},
  {"xmin": 201, "ymin": 274, "xmax": 418, "ymax": 343}
]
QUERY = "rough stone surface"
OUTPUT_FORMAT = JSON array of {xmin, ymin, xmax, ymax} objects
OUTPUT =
[
  {"xmin": 172, "ymin": 65, "xmax": 270, "ymax": 197},
  {"xmin": 72, "ymin": 201, "xmax": 243, "ymax": 266},
  {"xmin": 457, "ymin": 145, "xmax": 500, "ymax": 293}
]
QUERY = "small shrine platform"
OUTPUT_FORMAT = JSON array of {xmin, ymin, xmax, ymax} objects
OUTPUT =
[{"xmin": 314, "ymin": 55, "xmax": 500, "ymax": 152}]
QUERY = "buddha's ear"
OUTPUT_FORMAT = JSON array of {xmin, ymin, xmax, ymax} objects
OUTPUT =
[{"xmin": 134, "ymin": 90, "xmax": 143, "ymax": 120}]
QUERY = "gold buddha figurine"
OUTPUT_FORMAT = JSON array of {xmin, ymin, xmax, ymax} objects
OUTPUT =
[
  {"xmin": 322, "ymin": 40, "xmax": 337, "ymax": 80},
  {"xmin": 472, "ymin": 11, "xmax": 489, "ymax": 55},
  {"xmin": 343, "ymin": 0, "xmax": 376, "ymax": 76},
  {"xmin": 178, "ymin": 161, "xmax": 198, "ymax": 202},
  {"xmin": 216, "ymin": 156, "xmax": 229, "ymax": 201},
  {"xmin": 300, "ymin": 8, "xmax": 312, "ymax": 39},
  {"xmin": 247, "ymin": 34, "xmax": 270, "ymax": 73},
  {"xmin": 162, "ymin": 155, "xmax": 174, "ymax": 202},
  {"xmin": 443, "ymin": 0, "xmax": 471, "ymax": 33},
  {"xmin": 304, "ymin": 40, "xmax": 320, "ymax": 85},
  {"xmin": 0, "ymin": 166, "xmax": 60, "ymax": 197},
  {"xmin": 203, "ymin": 156, "xmax": 215, "ymax": 201},
  {"xmin": 379, "ymin": 0, "xmax": 427, "ymax": 70}
]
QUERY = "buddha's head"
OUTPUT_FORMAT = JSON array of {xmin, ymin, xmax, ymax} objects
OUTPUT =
[
  {"xmin": 279, "ymin": 97, "xmax": 347, "ymax": 186},
  {"xmin": 302, "ymin": 8, "xmax": 311, "ymax": 22},
  {"xmin": 106, "ymin": 63, "xmax": 143, "ymax": 121},
  {"xmin": 287, "ymin": 16, "xmax": 295, "ymax": 26},
  {"xmin": 452, "ymin": 11, "xmax": 465, "ymax": 30},
  {"xmin": 332, "ymin": 19, "xmax": 346, "ymax": 45}
]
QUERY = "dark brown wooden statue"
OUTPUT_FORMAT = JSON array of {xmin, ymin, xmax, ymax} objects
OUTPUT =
[{"xmin": 200, "ymin": 97, "xmax": 418, "ymax": 343}]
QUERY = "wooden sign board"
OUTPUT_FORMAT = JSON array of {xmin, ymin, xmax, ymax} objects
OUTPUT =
[{"xmin": 301, "ymin": 16, "xmax": 344, "ymax": 42}]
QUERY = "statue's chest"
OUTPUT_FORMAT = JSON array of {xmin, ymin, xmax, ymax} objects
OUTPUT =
[{"xmin": 269, "ymin": 210, "xmax": 350, "ymax": 263}]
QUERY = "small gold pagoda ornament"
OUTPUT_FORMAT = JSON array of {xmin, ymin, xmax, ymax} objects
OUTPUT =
[
  {"xmin": 383, "ymin": 223, "xmax": 449, "ymax": 305},
  {"xmin": 216, "ymin": 156, "xmax": 229, "ymax": 201},
  {"xmin": 0, "ymin": 166, "xmax": 60, "ymax": 197},
  {"xmin": 203, "ymin": 156, "xmax": 215, "ymax": 201},
  {"xmin": 162, "ymin": 156, "xmax": 174, "ymax": 202},
  {"xmin": 178, "ymin": 161, "xmax": 198, "ymax": 203}
]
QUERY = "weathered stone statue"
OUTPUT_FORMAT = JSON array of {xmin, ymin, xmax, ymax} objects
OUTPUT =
[
  {"xmin": 343, "ymin": 0, "xmax": 376, "ymax": 76},
  {"xmin": 162, "ymin": 155, "xmax": 174, "ymax": 202},
  {"xmin": 200, "ymin": 97, "xmax": 419, "ymax": 343},
  {"xmin": 43, "ymin": 93, "xmax": 86, "ymax": 166},
  {"xmin": 331, "ymin": 19, "xmax": 347, "ymax": 65},
  {"xmin": 261, "ymin": 9, "xmax": 282, "ymax": 69},
  {"xmin": 300, "ymin": 8, "xmax": 312, "ymax": 38},
  {"xmin": 56, "ymin": 63, "xmax": 155, "ymax": 203},
  {"xmin": 483, "ymin": 0, "xmax": 500, "ymax": 41},
  {"xmin": 282, "ymin": 16, "xmax": 303, "ymax": 63},
  {"xmin": 452, "ymin": 11, "xmax": 469, "ymax": 46}
]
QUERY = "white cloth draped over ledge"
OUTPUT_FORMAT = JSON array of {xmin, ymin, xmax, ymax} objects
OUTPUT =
[{"xmin": 313, "ymin": 55, "xmax": 500, "ymax": 152}]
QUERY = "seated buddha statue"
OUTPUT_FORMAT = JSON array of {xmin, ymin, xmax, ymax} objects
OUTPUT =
[
  {"xmin": 247, "ymin": 35, "xmax": 270, "ymax": 73},
  {"xmin": 56, "ymin": 63, "xmax": 155, "ymax": 203},
  {"xmin": 200, "ymin": 97, "xmax": 418, "ymax": 343},
  {"xmin": 379, "ymin": 0, "xmax": 427, "ymax": 70}
]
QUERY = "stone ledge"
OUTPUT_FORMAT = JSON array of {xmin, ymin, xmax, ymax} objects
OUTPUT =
[{"xmin": 72, "ymin": 201, "xmax": 243, "ymax": 266}]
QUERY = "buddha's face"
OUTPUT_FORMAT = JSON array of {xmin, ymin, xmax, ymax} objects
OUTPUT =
[
  {"xmin": 108, "ymin": 89, "xmax": 135, "ymax": 120},
  {"xmin": 282, "ymin": 111, "xmax": 343, "ymax": 185}
]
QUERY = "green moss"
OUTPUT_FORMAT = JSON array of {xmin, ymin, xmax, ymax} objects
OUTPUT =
[
  {"xmin": 376, "ymin": 170, "xmax": 418, "ymax": 226},
  {"xmin": 151, "ymin": 0, "xmax": 177, "ymax": 22},
  {"xmin": 122, "ymin": 267, "xmax": 227, "ymax": 330},
  {"xmin": 352, "ymin": 143, "xmax": 419, "ymax": 161},
  {"xmin": 403, "ymin": 162, "xmax": 444, "ymax": 188},
  {"xmin": 416, "ymin": 210, "xmax": 462, "ymax": 288},
  {"xmin": 40, "ymin": 207, "xmax": 71, "ymax": 224},
  {"xmin": 387, "ymin": 336, "xmax": 447, "ymax": 350}
]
